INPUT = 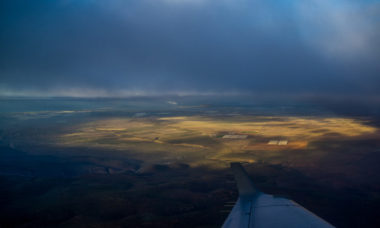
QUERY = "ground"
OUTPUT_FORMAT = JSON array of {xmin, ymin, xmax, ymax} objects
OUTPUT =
[{"xmin": 0, "ymin": 97, "xmax": 380, "ymax": 227}]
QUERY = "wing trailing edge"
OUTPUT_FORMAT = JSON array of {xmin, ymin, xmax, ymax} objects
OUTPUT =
[{"xmin": 222, "ymin": 163, "xmax": 335, "ymax": 228}]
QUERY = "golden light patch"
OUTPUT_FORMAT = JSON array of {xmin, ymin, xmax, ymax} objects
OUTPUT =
[
  {"xmin": 57, "ymin": 116, "xmax": 378, "ymax": 168},
  {"xmin": 167, "ymin": 117, "xmax": 376, "ymax": 139}
]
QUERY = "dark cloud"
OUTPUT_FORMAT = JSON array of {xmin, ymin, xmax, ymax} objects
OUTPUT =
[{"xmin": 0, "ymin": 0, "xmax": 379, "ymax": 97}]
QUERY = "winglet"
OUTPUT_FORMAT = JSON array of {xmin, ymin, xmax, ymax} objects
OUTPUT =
[{"xmin": 231, "ymin": 162, "xmax": 259, "ymax": 198}]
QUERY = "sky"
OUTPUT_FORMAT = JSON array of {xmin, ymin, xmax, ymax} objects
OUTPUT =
[{"xmin": 0, "ymin": 0, "xmax": 379, "ymax": 97}]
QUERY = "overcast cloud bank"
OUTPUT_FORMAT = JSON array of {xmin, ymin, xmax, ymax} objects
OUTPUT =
[{"xmin": 0, "ymin": 0, "xmax": 379, "ymax": 97}]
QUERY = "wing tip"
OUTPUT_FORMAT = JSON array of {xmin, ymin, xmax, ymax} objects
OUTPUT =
[{"xmin": 230, "ymin": 162, "xmax": 259, "ymax": 197}]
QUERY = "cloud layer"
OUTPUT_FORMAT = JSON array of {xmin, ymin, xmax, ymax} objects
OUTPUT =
[{"xmin": 0, "ymin": 0, "xmax": 379, "ymax": 97}]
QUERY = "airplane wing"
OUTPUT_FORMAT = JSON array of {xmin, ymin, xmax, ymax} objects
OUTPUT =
[{"xmin": 222, "ymin": 163, "xmax": 335, "ymax": 228}]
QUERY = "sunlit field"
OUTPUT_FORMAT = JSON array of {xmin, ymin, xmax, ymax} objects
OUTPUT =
[{"xmin": 59, "ymin": 116, "xmax": 377, "ymax": 169}]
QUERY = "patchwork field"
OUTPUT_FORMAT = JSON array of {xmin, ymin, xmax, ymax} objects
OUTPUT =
[{"xmin": 58, "ymin": 116, "xmax": 378, "ymax": 171}]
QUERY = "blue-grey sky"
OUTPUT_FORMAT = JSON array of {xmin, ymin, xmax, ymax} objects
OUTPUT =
[{"xmin": 0, "ymin": 0, "xmax": 379, "ymax": 97}]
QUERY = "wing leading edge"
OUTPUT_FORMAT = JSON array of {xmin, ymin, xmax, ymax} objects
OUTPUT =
[{"xmin": 222, "ymin": 163, "xmax": 335, "ymax": 228}]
